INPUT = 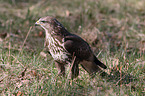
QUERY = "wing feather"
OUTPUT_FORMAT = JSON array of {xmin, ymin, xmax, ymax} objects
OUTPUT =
[{"xmin": 64, "ymin": 34, "xmax": 93, "ymax": 60}]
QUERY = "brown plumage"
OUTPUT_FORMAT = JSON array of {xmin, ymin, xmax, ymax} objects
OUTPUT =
[{"xmin": 35, "ymin": 16, "xmax": 107, "ymax": 79}]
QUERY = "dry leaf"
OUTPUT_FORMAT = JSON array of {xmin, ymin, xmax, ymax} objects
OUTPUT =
[
  {"xmin": 34, "ymin": 33, "xmax": 38, "ymax": 37},
  {"xmin": 66, "ymin": 10, "xmax": 70, "ymax": 17},
  {"xmin": 40, "ymin": 51, "xmax": 47, "ymax": 58},
  {"xmin": 0, "ymin": 32, "xmax": 7, "ymax": 39},
  {"xmin": 39, "ymin": 31, "xmax": 43, "ymax": 37},
  {"xmin": 31, "ymin": 70, "xmax": 37, "ymax": 76},
  {"xmin": 17, "ymin": 91, "xmax": 23, "ymax": 96},
  {"xmin": 21, "ymin": 80, "xmax": 29, "ymax": 84}
]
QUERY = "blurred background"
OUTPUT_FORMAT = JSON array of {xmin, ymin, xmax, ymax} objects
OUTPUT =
[
  {"xmin": 0, "ymin": 0, "xmax": 145, "ymax": 95},
  {"xmin": 0, "ymin": 0, "xmax": 145, "ymax": 51}
]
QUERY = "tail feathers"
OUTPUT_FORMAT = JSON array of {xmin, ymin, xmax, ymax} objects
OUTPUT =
[
  {"xmin": 94, "ymin": 56, "xmax": 107, "ymax": 69},
  {"xmin": 80, "ymin": 61, "xmax": 101, "ymax": 75}
]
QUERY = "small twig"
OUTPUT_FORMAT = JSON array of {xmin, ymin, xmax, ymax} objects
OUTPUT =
[
  {"xmin": 19, "ymin": 26, "xmax": 33, "ymax": 54},
  {"xmin": 0, "ymin": 75, "xmax": 8, "ymax": 82},
  {"xmin": 67, "ymin": 52, "xmax": 76, "ymax": 78},
  {"xmin": 65, "ymin": 52, "xmax": 76, "ymax": 88},
  {"xmin": 68, "ymin": 56, "xmax": 76, "ymax": 78},
  {"xmin": 8, "ymin": 42, "xmax": 11, "ymax": 65},
  {"xmin": 115, "ymin": 75, "xmax": 126, "ymax": 85},
  {"xmin": 97, "ymin": 49, "xmax": 103, "ymax": 57},
  {"xmin": 11, "ymin": 55, "xmax": 25, "ymax": 68},
  {"xmin": 21, "ymin": 67, "xmax": 27, "ymax": 79}
]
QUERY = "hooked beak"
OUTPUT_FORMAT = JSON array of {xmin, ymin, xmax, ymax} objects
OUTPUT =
[{"xmin": 35, "ymin": 20, "xmax": 40, "ymax": 26}]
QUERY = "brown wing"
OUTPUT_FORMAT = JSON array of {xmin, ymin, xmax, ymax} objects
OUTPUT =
[{"xmin": 64, "ymin": 34, "xmax": 93, "ymax": 60}]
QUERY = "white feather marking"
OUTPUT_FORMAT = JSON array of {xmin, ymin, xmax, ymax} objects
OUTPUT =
[{"xmin": 44, "ymin": 29, "xmax": 70, "ymax": 61}]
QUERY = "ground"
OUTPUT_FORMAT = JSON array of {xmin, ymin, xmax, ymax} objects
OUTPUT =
[{"xmin": 0, "ymin": 0, "xmax": 145, "ymax": 95}]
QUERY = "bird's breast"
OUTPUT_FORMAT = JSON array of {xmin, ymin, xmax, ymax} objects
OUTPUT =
[{"xmin": 45, "ymin": 33, "xmax": 71, "ymax": 62}]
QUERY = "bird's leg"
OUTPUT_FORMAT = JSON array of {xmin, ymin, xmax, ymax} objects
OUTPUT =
[
  {"xmin": 55, "ymin": 62, "xmax": 65, "ymax": 77},
  {"xmin": 71, "ymin": 62, "xmax": 79, "ymax": 79},
  {"xmin": 70, "ymin": 57, "xmax": 80, "ymax": 79}
]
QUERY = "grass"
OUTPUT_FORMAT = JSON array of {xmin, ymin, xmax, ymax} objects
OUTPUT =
[{"xmin": 0, "ymin": 0, "xmax": 145, "ymax": 95}]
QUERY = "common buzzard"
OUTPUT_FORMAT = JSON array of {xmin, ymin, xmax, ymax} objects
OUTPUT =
[{"xmin": 35, "ymin": 16, "xmax": 107, "ymax": 79}]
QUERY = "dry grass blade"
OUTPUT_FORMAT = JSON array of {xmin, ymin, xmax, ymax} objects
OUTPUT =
[
  {"xmin": 19, "ymin": 26, "xmax": 33, "ymax": 55},
  {"xmin": 0, "ymin": 0, "xmax": 145, "ymax": 95},
  {"xmin": 11, "ymin": 55, "xmax": 25, "ymax": 68},
  {"xmin": 64, "ymin": 53, "xmax": 76, "ymax": 88}
]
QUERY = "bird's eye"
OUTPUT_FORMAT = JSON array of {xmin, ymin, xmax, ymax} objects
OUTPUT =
[{"xmin": 41, "ymin": 21, "xmax": 49, "ymax": 23}]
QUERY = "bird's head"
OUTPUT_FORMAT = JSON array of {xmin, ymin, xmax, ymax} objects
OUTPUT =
[
  {"xmin": 35, "ymin": 16, "xmax": 70, "ymax": 37},
  {"xmin": 35, "ymin": 16, "xmax": 55, "ymax": 30}
]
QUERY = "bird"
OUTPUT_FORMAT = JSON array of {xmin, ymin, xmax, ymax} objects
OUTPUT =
[{"xmin": 35, "ymin": 16, "xmax": 107, "ymax": 79}]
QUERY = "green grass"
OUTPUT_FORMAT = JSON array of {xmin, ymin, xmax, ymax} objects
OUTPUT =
[{"xmin": 0, "ymin": 0, "xmax": 145, "ymax": 95}]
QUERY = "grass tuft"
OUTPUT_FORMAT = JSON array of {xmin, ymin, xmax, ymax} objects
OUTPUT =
[{"xmin": 0, "ymin": 0, "xmax": 145, "ymax": 95}]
